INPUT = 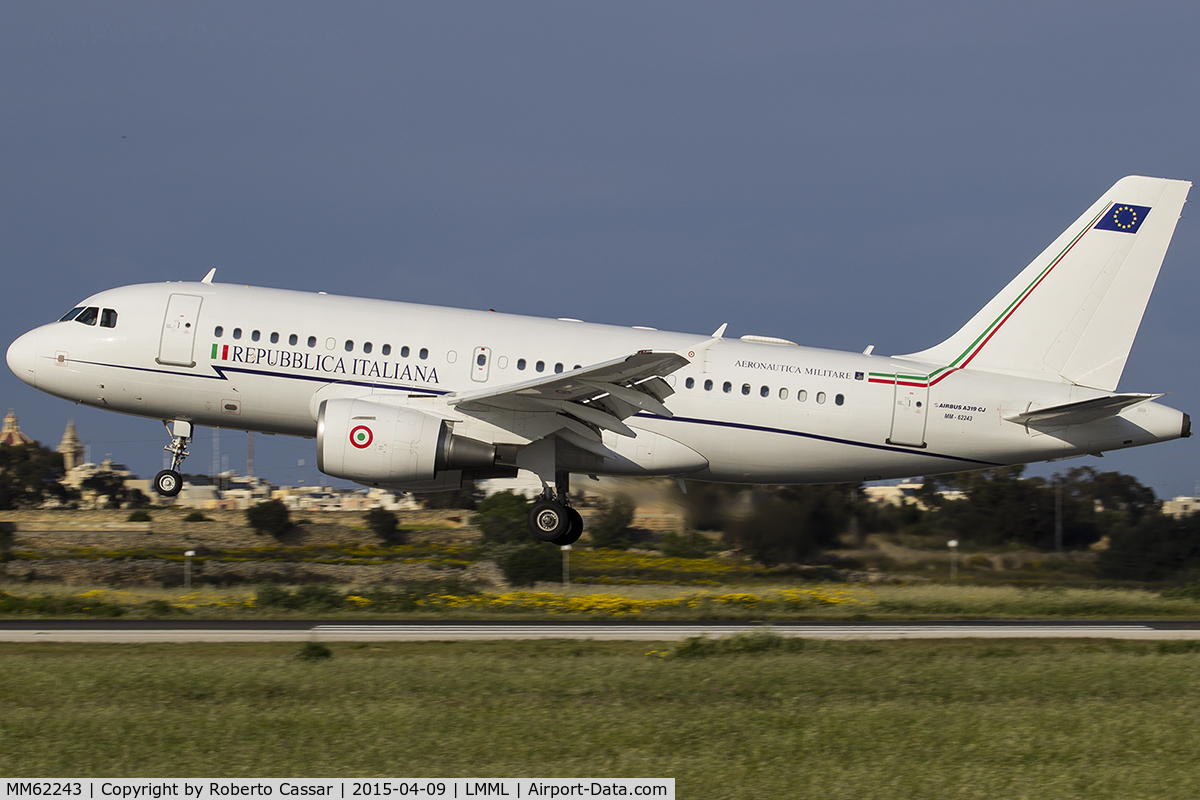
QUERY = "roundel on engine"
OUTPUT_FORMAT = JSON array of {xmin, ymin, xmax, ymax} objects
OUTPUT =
[{"xmin": 349, "ymin": 425, "xmax": 373, "ymax": 449}]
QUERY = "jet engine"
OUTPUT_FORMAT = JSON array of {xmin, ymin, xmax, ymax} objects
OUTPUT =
[{"xmin": 317, "ymin": 398, "xmax": 500, "ymax": 484}]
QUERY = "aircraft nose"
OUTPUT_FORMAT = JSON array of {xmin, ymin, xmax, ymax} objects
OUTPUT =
[{"xmin": 6, "ymin": 329, "xmax": 39, "ymax": 388}]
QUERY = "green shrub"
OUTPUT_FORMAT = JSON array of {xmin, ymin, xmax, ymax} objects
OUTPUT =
[
  {"xmin": 245, "ymin": 499, "xmax": 291, "ymax": 537},
  {"xmin": 143, "ymin": 599, "xmax": 174, "ymax": 616},
  {"xmin": 474, "ymin": 491, "xmax": 532, "ymax": 544},
  {"xmin": 0, "ymin": 590, "xmax": 125, "ymax": 617},
  {"xmin": 126, "ymin": 509, "xmax": 152, "ymax": 522},
  {"xmin": 658, "ymin": 531, "xmax": 713, "ymax": 559},
  {"xmin": 500, "ymin": 544, "xmax": 562, "ymax": 587},
  {"xmin": 255, "ymin": 584, "xmax": 294, "ymax": 608},
  {"xmin": 183, "ymin": 511, "xmax": 209, "ymax": 522},
  {"xmin": 254, "ymin": 583, "xmax": 341, "ymax": 611},
  {"xmin": 365, "ymin": 507, "xmax": 405, "ymax": 545},
  {"xmin": 668, "ymin": 627, "xmax": 805, "ymax": 659},
  {"xmin": 295, "ymin": 642, "xmax": 332, "ymax": 661},
  {"xmin": 1161, "ymin": 582, "xmax": 1200, "ymax": 600}
]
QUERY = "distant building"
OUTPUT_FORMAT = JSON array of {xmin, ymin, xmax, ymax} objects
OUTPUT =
[
  {"xmin": 0, "ymin": 410, "xmax": 32, "ymax": 446},
  {"xmin": 58, "ymin": 420, "xmax": 83, "ymax": 470},
  {"xmin": 1163, "ymin": 496, "xmax": 1200, "ymax": 519}
]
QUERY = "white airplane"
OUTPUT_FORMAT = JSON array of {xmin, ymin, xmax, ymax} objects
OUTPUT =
[{"xmin": 6, "ymin": 176, "xmax": 1193, "ymax": 544}]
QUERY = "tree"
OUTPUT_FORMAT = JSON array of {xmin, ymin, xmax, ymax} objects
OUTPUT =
[
  {"xmin": 1098, "ymin": 512, "xmax": 1200, "ymax": 582},
  {"xmin": 473, "ymin": 491, "xmax": 531, "ymax": 544},
  {"xmin": 245, "ymin": 499, "xmax": 292, "ymax": 538},
  {"xmin": 365, "ymin": 507, "xmax": 405, "ymax": 545},
  {"xmin": 730, "ymin": 485, "xmax": 849, "ymax": 566},
  {"xmin": 588, "ymin": 496, "xmax": 635, "ymax": 550},
  {"xmin": 0, "ymin": 442, "xmax": 75, "ymax": 509},
  {"xmin": 921, "ymin": 466, "xmax": 1158, "ymax": 550}
]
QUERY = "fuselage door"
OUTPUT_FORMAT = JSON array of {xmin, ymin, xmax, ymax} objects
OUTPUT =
[
  {"xmin": 888, "ymin": 379, "xmax": 929, "ymax": 447},
  {"xmin": 471, "ymin": 346, "xmax": 492, "ymax": 382},
  {"xmin": 157, "ymin": 293, "xmax": 203, "ymax": 367}
]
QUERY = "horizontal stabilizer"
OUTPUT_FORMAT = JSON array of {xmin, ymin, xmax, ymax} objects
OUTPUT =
[{"xmin": 1005, "ymin": 393, "xmax": 1161, "ymax": 427}]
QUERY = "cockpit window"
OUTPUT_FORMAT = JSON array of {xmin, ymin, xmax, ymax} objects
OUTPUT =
[
  {"xmin": 75, "ymin": 307, "xmax": 99, "ymax": 326},
  {"xmin": 59, "ymin": 307, "xmax": 84, "ymax": 322},
  {"xmin": 100, "ymin": 309, "xmax": 117, "ymax": 328}
]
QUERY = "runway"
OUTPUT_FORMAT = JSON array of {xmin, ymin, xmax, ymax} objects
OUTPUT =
[{"xmin": 2, "ymin": 619, "xmax": 1200, "ymax": 642}]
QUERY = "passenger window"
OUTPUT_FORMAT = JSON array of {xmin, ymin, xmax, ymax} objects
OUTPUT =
[
  {"xmin": 233, "ymin": 328, "xmax": 242, "ymax": 340},
  {"xmin": 419, "ymin": 348, "xmax": 428, "ymax": 360},
  {"xmin": 59, "ymin": 307, "xmax": 84, "ymax": 322},
  {"xmin": 401, "ymin": 346, "xmax": 410, "ymax": 358},
  {"xmin": 345, "ymin": 340, "xmax": 354, "ymax": 352},
  {"xmin": 817, "ymin": 391, "xmax": 826, "ymax": 404},
  {"xmin": 799, "ymin": 390, "xmax": 808, "ymax": 402},
  {"xmin": 307, "ymin": 336, "xmax": 316, "ymax": 348},
  {"xmin": 741, "ymin": 384, "xmax": 751, "ymax": 396},
  {"xmin": 477, "ymin": 353, "xmax": 487, "ymax": 366},
  {"xmin": 214, "ymin": 326, "xmax": 224, "ymax": 337},
  {"xmin": 100, "ymin": 309, "xmax": 117, "ymax": 328},
  {"xmin": 270, "ymin": 332, "xmax": 279, "ymax": 344},
  {"xmin": 685, "ymin": 377, "xmax": 695, "ymax": 389},
  {"xmin": 382, "ymin": 344, "xmax": 391, "ymax": 356},
  {"xmin": 554, "ymin": 363, "xmax": 563, "ymax": 374},
  {"xmin": 75, "ymin": 307, "xmax": 99, "ymax": 326},
  {"xmin": 704, "ymin": 379, "xmax": 713, "ymax": 391},
  {"xmin": 251, "ymin": 330, "xmax": 261, "ymax": 342},
  {"xmin": 779, "ymin": 388, "xmax": 789, "ymax": 400},
  {"xmin": 517, "ymin": 358, "xmax": 526, "ymax": 370},
  {"xmin": 759, "ymin": 385, "xmax": 769, "ymax": 398},
  {"xmin": 289, "ymin": 334, "xmax": 298, "ymax": 346},
  {"xmin": 536, "ymin": 361, "xmax": 545, "ymax": 373},
  {"xmin": 835, "ymin": 393, "xmax": 845, "ymax": 406},
  {"xmin": 723, "ymin": 381, "xmax": 732, "ymax": 393},
  {"xmin": 363, "ymin": 342, "xmax": 372, "ymax": 354}
]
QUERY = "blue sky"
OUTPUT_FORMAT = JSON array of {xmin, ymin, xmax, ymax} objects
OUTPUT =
[{"xmin": 3, "ymin": 2, "xmax": 1199, "ymax": 497}]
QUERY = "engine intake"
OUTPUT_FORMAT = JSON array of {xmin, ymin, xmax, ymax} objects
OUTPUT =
[{"xmin": 317, "ymin": 398, "xmax": 498, "ymax": 484}]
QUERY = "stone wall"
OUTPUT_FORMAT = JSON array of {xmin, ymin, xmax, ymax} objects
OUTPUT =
[
  {"xmin": 0, "ymin": 508, "xmax": 493, "ymax": 587},
  {"xmin": 2, "ymin": 557, "xmax": 505, "ymax": 588},
  {"xmin": 0, "ymin": 508, "xmax": 481, "ymax": 550}
]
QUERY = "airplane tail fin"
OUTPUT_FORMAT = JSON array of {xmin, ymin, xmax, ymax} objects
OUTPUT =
[{"xmin": 896, "ymin": 176, "xmax": 1191, "ymax": 391}]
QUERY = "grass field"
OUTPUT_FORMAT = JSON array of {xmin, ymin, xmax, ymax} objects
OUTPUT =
[
  {"xmin": 4, "ymin": 580, "xmax": 1200, "ymax": 619},
  {"xmin": 3, "ymin": 637, "xmax": 1200, "ymax": 798}
]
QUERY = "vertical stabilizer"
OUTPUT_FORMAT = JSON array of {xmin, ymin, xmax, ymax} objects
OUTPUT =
[{"xmin": 896, "ymin": 176, "xmax": 1190, "ymax": 391}]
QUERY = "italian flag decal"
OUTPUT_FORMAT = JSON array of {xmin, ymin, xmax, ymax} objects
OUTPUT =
[{"xmin": 350, "ymin": 425, "xmax": 373, "ymax": 449}]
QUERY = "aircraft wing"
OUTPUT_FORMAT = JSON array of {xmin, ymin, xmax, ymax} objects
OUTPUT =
[
  {"xmin": 446, "ymin": 349, "xmax": 690, "ymax": 438},
  {"xmin": 1005, "ymin": 393, "xmax": 1163, "ymax": 427}
]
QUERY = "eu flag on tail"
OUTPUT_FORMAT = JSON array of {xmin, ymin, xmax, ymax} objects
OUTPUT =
[{"xmin": 1094, "ymin": 203, "xmax": 1151, "ymax": 233}]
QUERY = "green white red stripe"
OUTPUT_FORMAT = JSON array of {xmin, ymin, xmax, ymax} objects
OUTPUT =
[{"xmin": 869, "ymin": 203, "xmax": 1111, "ymax": 388}]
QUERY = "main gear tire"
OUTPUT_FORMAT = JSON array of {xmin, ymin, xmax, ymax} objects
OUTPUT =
[
  {"xmin": 529, "ymin": 500, "xmax": 570, "ymax": 542},
  {"xmin": 550, "ymin": 507, "xmax": 584, "ymax": 546}
]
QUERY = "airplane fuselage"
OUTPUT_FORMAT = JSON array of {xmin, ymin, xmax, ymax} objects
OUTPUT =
[{"xmin": 7, "ymin": 280, "xmax": 1188, "ymax": 486}]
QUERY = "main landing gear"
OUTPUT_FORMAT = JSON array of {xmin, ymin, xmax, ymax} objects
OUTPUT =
[
  {"xmin": 154, "ymin": 420, "xmax": 192, "ymax": 497},
  {"xmin": 528, "ymin": 470, "xmax": 583, "ymax": 546}
]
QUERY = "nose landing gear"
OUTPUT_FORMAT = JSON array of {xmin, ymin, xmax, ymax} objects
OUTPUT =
[{"xmin": 154, "ymin": 420, "xmax": 193, "ymax": 497}]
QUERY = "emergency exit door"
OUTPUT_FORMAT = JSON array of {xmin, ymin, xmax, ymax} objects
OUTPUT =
[{"xmin": 888, "ymin": 380, "xmax": 929, "ymax": 447}]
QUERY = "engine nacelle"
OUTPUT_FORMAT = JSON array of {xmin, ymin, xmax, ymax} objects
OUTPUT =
[{"xmin": 317, "ymin": 398, "xmax": 498, "ymax": 484}]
